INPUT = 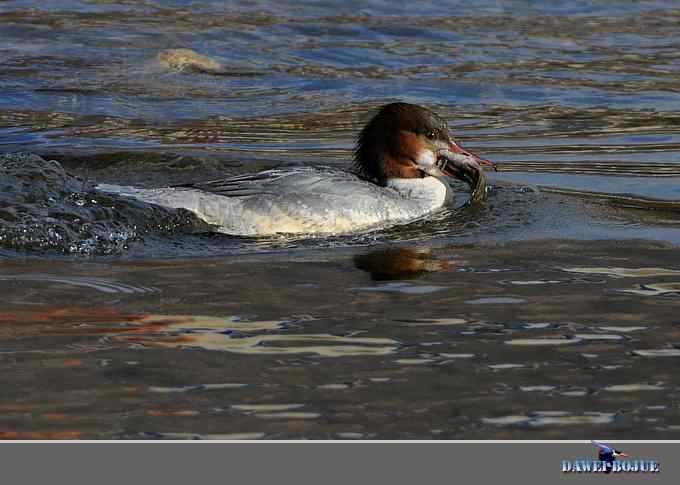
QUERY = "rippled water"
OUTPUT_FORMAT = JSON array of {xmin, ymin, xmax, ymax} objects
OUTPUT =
[{"xmin": 2, "ymin": 0, "xmax": 680, "ymax": 439}]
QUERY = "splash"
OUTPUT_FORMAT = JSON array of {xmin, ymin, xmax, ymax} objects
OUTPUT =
[{"xmin": 0, "ymin": 153, "xmax": 207, "ymax": 255}]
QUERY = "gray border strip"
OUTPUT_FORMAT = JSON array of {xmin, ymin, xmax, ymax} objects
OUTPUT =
[{"xmin": 0, "ymin": 442, "xmax": 677, "ymax": 484}]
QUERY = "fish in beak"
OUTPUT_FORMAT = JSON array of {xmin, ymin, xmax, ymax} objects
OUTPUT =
[{"xmin": 435, "ymin": 140, "xmax": 496, "ymax": 201}]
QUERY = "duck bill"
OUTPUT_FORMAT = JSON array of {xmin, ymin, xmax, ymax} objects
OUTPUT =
[
  {"xmin": 437, "ymin": 142, "xmax": 494, "ymax": 201},
  {"xmin": 442, "ymin": 141, "xmax": 495, "ymax": 175}
]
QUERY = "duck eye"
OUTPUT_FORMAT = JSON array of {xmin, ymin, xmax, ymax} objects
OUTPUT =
[{"xmin": 427, "ymin": 130, "xmax": 437, "ymax": 140}]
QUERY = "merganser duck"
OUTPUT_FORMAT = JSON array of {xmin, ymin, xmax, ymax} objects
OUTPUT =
[{"xmin": 98, "ymin": 102, "xmax": 494, "ymax": 236}]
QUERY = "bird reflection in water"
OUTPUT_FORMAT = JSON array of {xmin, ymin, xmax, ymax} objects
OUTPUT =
[{"xmin": 353, "ymin": 247, "xmax": 460, "ymax": 281}]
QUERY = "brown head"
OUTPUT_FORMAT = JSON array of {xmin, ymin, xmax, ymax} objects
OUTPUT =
[{"xmin": 353, "ymin": 102, "xmax": 494, "ymax": 196}]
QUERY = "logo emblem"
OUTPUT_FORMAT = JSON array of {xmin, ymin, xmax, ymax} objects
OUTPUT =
[
  {"xmin": 561, "ymin": 441, "xmax": 660, "ymax": 474},
  {"xmin": 591, "ymin": 441, "xmax": 628, "ymax": 474}
]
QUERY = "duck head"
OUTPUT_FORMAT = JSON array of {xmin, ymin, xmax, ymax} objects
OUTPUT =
[{"xmin": 353, "ymin": 102, "xmax": 495, "ymax": 200}]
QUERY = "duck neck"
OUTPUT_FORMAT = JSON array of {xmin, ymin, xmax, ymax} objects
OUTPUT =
[{"xmin": 386, "ymin": 176, "xmax": 453, "ymax": 207}]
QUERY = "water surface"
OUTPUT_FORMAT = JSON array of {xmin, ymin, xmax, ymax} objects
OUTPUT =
[{"xmin": 2, "ymin": 0, "xmax": 680, "ymax": 439}]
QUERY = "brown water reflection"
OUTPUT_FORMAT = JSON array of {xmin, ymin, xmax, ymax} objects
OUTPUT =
[{"xmin": 353, "ymin": 248, "xmax": 461, "ymax": 281}]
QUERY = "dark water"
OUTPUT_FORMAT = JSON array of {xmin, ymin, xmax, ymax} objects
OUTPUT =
[{"xmin": 2, "ymin": 0, "xmax": 680, "ymax": 439}]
